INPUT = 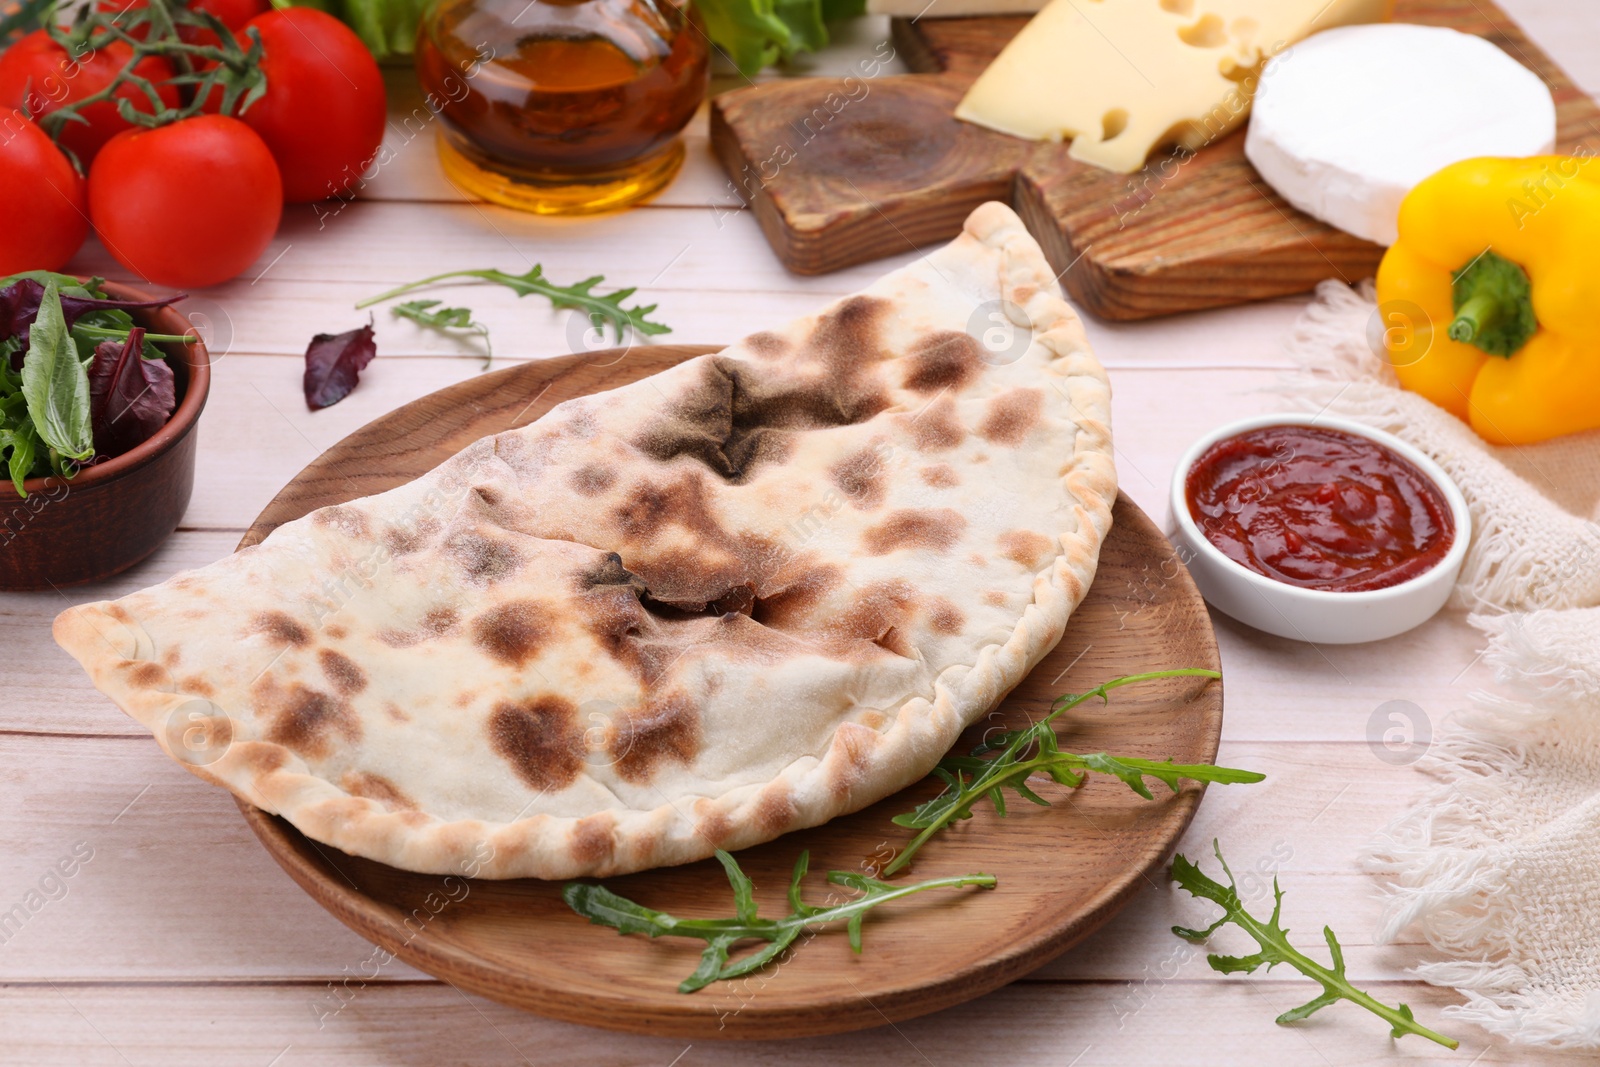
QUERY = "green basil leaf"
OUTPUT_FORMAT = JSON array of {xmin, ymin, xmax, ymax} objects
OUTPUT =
[
  {"xmin": 4, "ymin": 417, "xmax": 38, "ymax": 496},
  {"xmin": 21, "ymin": 280, "xmax": 95, "ymax": 465}
]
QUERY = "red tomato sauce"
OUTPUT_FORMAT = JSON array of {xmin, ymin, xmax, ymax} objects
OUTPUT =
[{"xmin": 1184, "ymin": 425, "xmax": 1454, "ymax": 592}]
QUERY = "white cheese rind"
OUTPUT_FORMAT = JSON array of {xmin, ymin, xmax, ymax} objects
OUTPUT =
[{"xmin": 1245, "ymin": 23, "xmax": 1557, "ymax": 246}]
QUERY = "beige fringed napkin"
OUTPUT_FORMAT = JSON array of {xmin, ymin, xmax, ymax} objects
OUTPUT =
[{"xmin": 1281, "ymin": 280, "xmax": 1600, "ymax": 1046}]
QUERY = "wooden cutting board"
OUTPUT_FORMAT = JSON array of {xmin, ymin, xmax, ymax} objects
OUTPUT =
[
  {"xmin": 709, "ymin": 0, "xmax": 1600, "ymax": 320},
  {"xmin": 235, "ymin": 345, "xmax": 1228, "ymax": 1039}
]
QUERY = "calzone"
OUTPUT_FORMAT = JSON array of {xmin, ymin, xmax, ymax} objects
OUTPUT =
[{"xmin": 55, "ymin": 203, "xmax": 1116, "ymax": 878}]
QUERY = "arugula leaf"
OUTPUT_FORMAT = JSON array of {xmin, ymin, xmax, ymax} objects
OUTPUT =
[
  {"xmin": 884, "ymin": 669, "xmax": 1257, "ymax": 875},
  {"xmin": 390, "ymin": 299, "xmax": 492, "ymax": 369},
  {"xmin": 21, "ymin": 280, "xmax": 95, "ymax": 474},
  {"xmin": 357, "ymin": 266, "xmax": 670, "ymax": 345},
  {"xmin": 1171, "ymin": 841, "xmax": 1458, "ymax": 1049},
  {"xmin": 564, "ymin": 848, "xmax": 994, "ymax": 993}
]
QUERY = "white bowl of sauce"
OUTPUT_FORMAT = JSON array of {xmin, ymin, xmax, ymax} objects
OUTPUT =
[{"xmin": 1169, "ymin": 414, "xmax": 1470, "ymax": 644}]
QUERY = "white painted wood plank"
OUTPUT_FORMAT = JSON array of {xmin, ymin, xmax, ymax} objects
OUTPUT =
[
  {"xmin": 0, "ymin": 532, "xmax": 241, "ymax": 738},
  {"xmin": 1499, "ymin": 0, "xmax": 1600, "ymax": 97},
  {"xmin": 0, "ymin": 979, "xmax": 1528, "ymax": 1066},
  {"xmin": 65, "ymin": 201, "xmax": 907, "ymax": 300},
  {"xmin": 59, "ymin": 198, "xmax": 1313, "ymax": 369},
  {"xmin": 42, "ymin": 271, "xmax": 1311, "ymax": 367}
]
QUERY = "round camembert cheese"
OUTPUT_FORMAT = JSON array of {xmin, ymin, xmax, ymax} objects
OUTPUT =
[{"xmin": 1245, "ymin": 23, "xmax": 1556, "ymax": 246}]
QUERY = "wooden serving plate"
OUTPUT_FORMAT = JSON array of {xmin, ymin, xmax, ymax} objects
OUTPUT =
[
  {"xmin": 236, "ymin": 344, "xmax": 1224, "ymax": 1039},
  {"xmin": 710, "ymin": 0, "xmax": 1600, "ymax": 319}
]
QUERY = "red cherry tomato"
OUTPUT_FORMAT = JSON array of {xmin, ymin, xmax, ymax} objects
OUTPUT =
[
  {"xmin": 88, "ymin": 115, "xmax": 282, "ymax": 289},
  {"xmin": 0, "ymin": 112, "xmax": 89, "ymax": 274},
  {"xmin": 220, "ymin": 8, "xmax": 386, "ymax": 203},
  {"xmin": 0, "ymin": 32, "xmax": 180, "ymax": 164}
]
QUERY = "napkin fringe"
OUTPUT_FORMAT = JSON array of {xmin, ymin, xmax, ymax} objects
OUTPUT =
[{"xmin": 1363, "ymin": 610, "xmax": 1600, "ymax": 1047}]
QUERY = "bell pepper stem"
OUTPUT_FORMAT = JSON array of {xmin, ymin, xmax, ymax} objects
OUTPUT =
[
  {"xmin": 1449, "ymin": 249, "xmax": 1537, "ymax": 358},
  {"xmin": 1449, "ymin": 292, "xmax": 1500, "ymax": 346}
]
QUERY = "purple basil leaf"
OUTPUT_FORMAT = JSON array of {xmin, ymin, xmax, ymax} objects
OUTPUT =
[
  {"xmin": 303, "ymin": 323, "xmax": 376, "ymax": 410},
  {"xmin": 1, "ymin": 278, "xmax": 182, "ymax": 366},
  {"xmin": 87, "ymin": 327, "xmax": 177, "ymax": 460}
]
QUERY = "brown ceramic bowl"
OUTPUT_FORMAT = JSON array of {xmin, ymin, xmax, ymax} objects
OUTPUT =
[{"xmin": 0, "ymin": 280, "xmax": 210, "ymax": 590}]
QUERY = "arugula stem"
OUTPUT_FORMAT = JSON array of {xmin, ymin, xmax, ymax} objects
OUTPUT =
[
  {"xmin": 1042, "ymin": 668, "xmax": 1222, "ymax": 728},
  {"xmin": 356, "ymin": 265, "xmax": 669, "ymax": 343},
  {"xmin": 356, "ymin": 271, "xmax": 479, "ymax": 309},
  {"xmin": 664, "ymin": 872, "xmax": 996, "ymax": 939},
  {"xmin": 565, "ymin": 849, "xmax": 994, "ymax": 993},
  {"xmin": 1232, "ymin": 921, "xmax": 1457, "ymax": 1050},
  {"xmin": 71, "ymin": 324, "xmax": 194, "ymax": 344},
  {"xmin": 1172, "ymin": 843, "xmax": 1458, "ymax": 1049}
]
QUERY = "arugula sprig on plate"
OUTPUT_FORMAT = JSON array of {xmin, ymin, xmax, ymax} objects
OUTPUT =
[
  {"xmin": 884, "ymin": 669, "xmax": 1258, "ymax": 875},
  {"xmin": 1172, "ymin": 841, "xmax": 1458, "ymax": 1049},
  {"xmin": 565, "ymin": 849, "xmax": 994, "ymax": 993},
  {"xmin": 566, "ymin": 669, "xmax": 1261, "ymax": 994}
]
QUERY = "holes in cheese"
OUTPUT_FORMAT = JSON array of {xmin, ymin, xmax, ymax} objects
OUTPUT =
[
  {"xmin": 953, "ymin": 0, "xmax": 1391, "ymax": 174},
  {"xmin": 1178, "ymin": 14, "xmax": 1226, "ymax": 48}
]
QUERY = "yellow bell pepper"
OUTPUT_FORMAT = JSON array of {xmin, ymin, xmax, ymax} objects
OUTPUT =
[{"xmin": 1376, "ymin": 154, "xmax": 1600, "ymax": 445}]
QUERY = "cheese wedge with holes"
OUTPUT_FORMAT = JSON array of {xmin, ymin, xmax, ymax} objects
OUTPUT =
[{"xmin": 954, "ymin": 0, "xmax": 1392, "ymax": 174}]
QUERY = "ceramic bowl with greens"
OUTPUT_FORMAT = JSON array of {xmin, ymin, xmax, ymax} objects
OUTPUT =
[{"xmin": 0, "ymin": 271, "xmax": 210, "ymax": 590}]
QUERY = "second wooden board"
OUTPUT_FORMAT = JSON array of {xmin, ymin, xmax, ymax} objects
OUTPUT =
[
  {"xmin": 709, "ymin": 0, "xmax": 1600, "ymax": 319},
  {"xmin": 236, "ymin": 345, "xmax": 1226, "ymax": 1039}
]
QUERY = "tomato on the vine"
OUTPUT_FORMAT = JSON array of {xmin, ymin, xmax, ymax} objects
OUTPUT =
[
  {"xmin": 214, "ymin": 8, "xmax": 386, "ymax": 203},
  {"xmin": 89, "ymin": 115, "xmax": 281, "ymax": 288},
  {"xmin": 0, "ymin": 112, "xmax": 89, "ymax": 273},
  {"xmin": 97, "ymin": 0, "xmax": 269, "ymax": 62},
  {"xmin": 0, "ymin": 31, "xmax": 180, "ymax": 164}
]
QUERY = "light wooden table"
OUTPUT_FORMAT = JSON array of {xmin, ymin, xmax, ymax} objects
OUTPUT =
[{"xmin": 5, "ymin": 4, "xmax": 1597, "ymax": 1062}]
